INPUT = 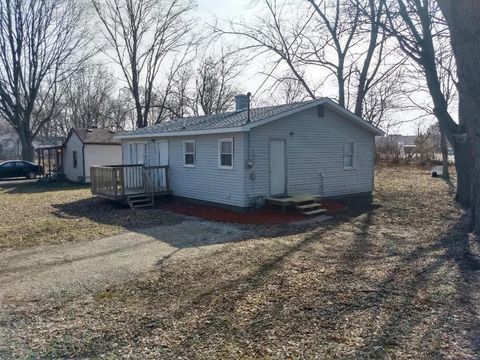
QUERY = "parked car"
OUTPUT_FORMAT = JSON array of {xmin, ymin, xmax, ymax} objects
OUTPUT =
[{"xmin": 0, "ymin": 160, "xmax": 43, "ymax": 179}]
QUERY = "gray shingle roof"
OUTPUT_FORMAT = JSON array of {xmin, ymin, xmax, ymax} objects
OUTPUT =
[
  {"xmin": 118, "ymin": 99, "xmax": 320, "ymax": 137},
  {"xmin": 73, "ymin": 128, "xmax": 121, "ymax": 145}
]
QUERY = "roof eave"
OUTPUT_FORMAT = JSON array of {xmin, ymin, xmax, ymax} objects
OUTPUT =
[
  {"xmin": 114, "ymin": 126, "xmax": 247, "ymax": 140},
  {"xmin": 83, "ymin": 142, "xmax": 121, "ymax": 145}
]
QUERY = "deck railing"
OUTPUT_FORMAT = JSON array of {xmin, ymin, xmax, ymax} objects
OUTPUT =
[{"xmin": 91, "ymin": 164, "xmax": 169, "ymax": 199}]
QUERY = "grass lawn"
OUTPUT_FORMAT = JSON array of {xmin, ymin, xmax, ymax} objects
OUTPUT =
[
  {"xmin": 0, "ymin": 180, "xmax": 180, "ymax": 250},
  {"xmin": 2, "ymin": 166, "xmax": 480, "ymax": 359}
]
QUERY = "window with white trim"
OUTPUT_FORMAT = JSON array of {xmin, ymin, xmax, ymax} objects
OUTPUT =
[
  {"xmin": 344, "ymin": 141, "xmax": 355, "ymax": 169},
  {"xmin": 184, "ymin": 140, "xmax": 195, "ymax": 167},
  {"xmin": 218, "ymin": 138, "xmax": 234, "ymax": 169}
]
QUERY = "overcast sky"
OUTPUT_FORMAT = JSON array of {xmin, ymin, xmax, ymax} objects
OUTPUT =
[{"xmin": 193, "ymin": 0, "xmax": 439, "ymax": 135}]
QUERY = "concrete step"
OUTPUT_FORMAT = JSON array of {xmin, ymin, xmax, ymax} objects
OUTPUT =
[
  {"xmin": 297, "ymin": 203, "xmax": 323, "ymax": 211},
  {"xmin": 303, "ymin": 208, "xmax": 327, "ymax": 216},
  {"xmin": 127, "ymin": 194, "xmax": 148, "ymax": 200},
  {"xmin": 131, "ymin": 203, "xmax": 154, "ymax": 209},
  {"xmin": 127, "ymin": 193, "xmax": 153, "ymax": 209},
  {"xmin": 129, "ymin": 196, "xmax": 150, "ymax": 204}
]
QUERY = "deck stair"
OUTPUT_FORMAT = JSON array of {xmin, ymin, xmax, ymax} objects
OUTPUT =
[
  {"xmin": 127, "ymin": 193, "xmax": 153, "ymax": 209},
  {"xmin": 266, "ymin": 194, "xmax": 327, "ymax": 216}
]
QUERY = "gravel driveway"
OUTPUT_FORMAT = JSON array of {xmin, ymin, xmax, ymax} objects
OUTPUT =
[{"xmin": 0, "ymin": 220, "xmax": 251, "ymax": 302}]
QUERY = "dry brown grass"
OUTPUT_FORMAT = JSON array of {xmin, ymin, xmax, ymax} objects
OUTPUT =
[
  {"xmin": 2, "ymin": 166, "xmax": 480, "ymax": 359},
  {"xmin": 0, "ymin": 181, "xmax": 180, "ymax": 250}
]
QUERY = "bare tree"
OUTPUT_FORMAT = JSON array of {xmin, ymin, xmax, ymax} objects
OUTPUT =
[
  {"xmin": 216, "ymin": 0, "xmax": 404, "ymax": 128},
  {"xmin": 215, "ymin": 0, "xmax": 319, "ymax": 99},
  {"xmin": 437, "ymin": 0, "xmax": 480, "ymax": 233},
  {"xmin": 361, "ymin": 69, "xmax": 405, "ymax": 127},
  {"xmin": 92, "ymin": 0, "xmax": 196, "ymax": 128},
  {"xmin": 0, "ymin": 0, "xmax": 92, "ymax": 161},
  {"xmin": 62, "ymin": 62, "xmax": 117, "ymax": 129},
  {"xmin": 269, "ymin": 72, "xmax": 311, "ymax": 104},
  {"xmin": 193, "ymin": 53, "xmax": 243, "ymax": 115},
  {"xmin": 383, "ymin": 0, "xmax": 470, "ymax": 206}
]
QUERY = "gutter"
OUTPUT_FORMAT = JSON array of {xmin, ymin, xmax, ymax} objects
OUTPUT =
[{"xmin": 115, "ymin": 126, "xmax": 247, "ymax": 140}]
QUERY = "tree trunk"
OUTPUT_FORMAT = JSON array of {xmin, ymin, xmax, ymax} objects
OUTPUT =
[
  {"xmin": 18, "ymin": 130, "xmax": 35, "ymax": 162},
  {"xmin": 337, "ymin": 66, "xmax": 345, "ymax": 108},
  {"xmin": 440, "ymin": 130, "xmax": 449, "ymax": 179},
  {"xmin": 468, "ymin": 127, "xmax": 480, "ymax": 233},
  {"xmin": 453, "ymin": 140, "xmax": 471, "ymax": 207},
  {"xmin": 437, "ymin": 0, "xmax": 480, "ymax": 233}
]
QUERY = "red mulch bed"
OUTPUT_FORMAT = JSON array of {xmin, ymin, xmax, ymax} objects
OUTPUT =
[
  {"xmin": 322, "ymin": 200, "xmax": 347, "ymax": 214},
  {"xmin": 159, "ymin": 199, "xmax": 346, "ymax": 224}
]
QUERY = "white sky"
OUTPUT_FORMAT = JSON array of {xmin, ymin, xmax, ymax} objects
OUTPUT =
[
  {"xmin": 193, "ymin": 0, "xmax": 438, "ymax": 135},
  {"xmin": 89, "ymin": 0, "xmax": 440, "ymax": 135}
]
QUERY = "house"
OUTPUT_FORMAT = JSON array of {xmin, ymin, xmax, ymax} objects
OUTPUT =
[
  {"xmin": 375, "ymin": 134, "xmax": 417, "ymax": 157},
  {"xmin": 91, "ymin": 96, "xmax": 383, "ymax": 210},
  {"xmin": 0, "ymin": 121, "xmax": 62, "ymax": 160},
  {"xmin": 61, "ymin": 128, "xmax": 122, "ymax": 183}
]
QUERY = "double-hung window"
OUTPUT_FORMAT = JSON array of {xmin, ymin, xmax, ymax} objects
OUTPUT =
[
  {"xmin": 344, "ymin": 141, "xmax": 355, "ymax": 169},
  {"xmin": 218, "ymin": 138, "xmax": 234, "ymax": 169},
  {"xmin": 184, "ymin": 140, "xmax": 195, "ymax": 167}
]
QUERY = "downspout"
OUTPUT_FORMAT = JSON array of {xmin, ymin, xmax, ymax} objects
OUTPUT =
[
  {"xmin": 82, "ymin": 143, "xmax": 86, "ymax": 184},
  {"xmin": 372, "ymin": 136, "xmax": 376, "ymax": 193}
]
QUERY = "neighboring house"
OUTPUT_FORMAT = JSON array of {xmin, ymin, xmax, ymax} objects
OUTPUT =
[
  {"xmin": 62, "ymin": 128, "xmax": 122, "ymax": 183},
  {"xmin": 107, "ymin": 96, "xmax": 383, "ymax": 209},
  {"xmin": 376, "ymin": 135, "xmax": 417, "ymax": 157},
  {"xmin": 0, "ymin": 123, "xmax": 61, "ymax": 160}
]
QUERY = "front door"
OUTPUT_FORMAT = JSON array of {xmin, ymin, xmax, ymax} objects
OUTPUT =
[
  {"xmin": 269, "ymin": 139, "xmax": 287, "ymax": 196},
  {"xmin": 150, "ymin": 140, "xmax": 169, "ymax": 166},
  {"xmin": 150, "ymin": 140, "xmax": 169, "ymax": 189}
]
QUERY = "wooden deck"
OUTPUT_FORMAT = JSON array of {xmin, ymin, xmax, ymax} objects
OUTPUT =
[{"xmin": 91, "ymin": 164, "xmax": 170, "ymax": 201}]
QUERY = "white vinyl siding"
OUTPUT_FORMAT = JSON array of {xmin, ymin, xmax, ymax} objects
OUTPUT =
[
  {"xmin": 245, "ymin": 106, "xmax": 374, "ymax": 203},
  {"xmin": 166, "ymin": 133, "xmax": 246, "ymax": 207},
  {"xmin": 218, "ymin": 138, "xmax": 234, "ymax": 169},
  {"xmin": 84, "ymin": 144, "xmax": 122, "ymax": 182},
  {"xmin": 64, "ymin": 132, "xmax": 121, "ymax": 183},
  {"xmin": 63, "ymin": 132, "xmax": 84, "ymax": 182},
  {"xmin": 183, "ymin": 140, "xmax": 195, "ymax": 167},
  {"xmin": 344, "ymin": 141, "xmax": 355, "ymax": 169}
]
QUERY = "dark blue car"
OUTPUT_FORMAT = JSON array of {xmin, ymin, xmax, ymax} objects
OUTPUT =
[{"xmin": 0, "ymin": 160, "xmax": 43, "ymax": 179}]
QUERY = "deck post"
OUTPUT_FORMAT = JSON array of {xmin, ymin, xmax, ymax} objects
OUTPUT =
[
  {"xmin": 119, "ymin": 167, "xmax": 125, "ymax": 197},
  {"xmin": 113, "ymin": 168, "xmax": 118, "ymax": 197}
]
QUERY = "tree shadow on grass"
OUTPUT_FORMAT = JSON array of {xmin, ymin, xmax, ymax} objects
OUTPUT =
[
  {"xmin": 164, "ymin": 211, "xmax": 480, "ymax": 359},
  {"xmin": 0, "ymin": 180, "xmax": 88, "ymax": 194},
  {"xmin": 50, "ymin": 194, "xmax": 379, "ymax": 250},
  {"xmin": 343, "ymin": 213, "xmax": 480, "ymax": 359}
]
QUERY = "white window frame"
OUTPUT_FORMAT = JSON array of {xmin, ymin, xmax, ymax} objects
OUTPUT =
[
  {"xmin": 218, "ymin": 138, "xmax": 234, "ymax": 169},
  {"xmin": 344, "ymin": 141, "xmax": 356, "ymax": 170},
  {"xmin": 183, "ymin": 140, "xmax": 195, "ymax": 167}
]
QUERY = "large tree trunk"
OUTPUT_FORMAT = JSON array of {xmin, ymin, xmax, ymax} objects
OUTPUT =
[
  {"xmin": 440, "ymin": 130, "xmax": 449, "ymax": 179},
  {"xmin": 18, "ymin": 128, "xmax": 35, "ymax": 162},
  {"xmin": 453, "ymin": 141, "xmax": 471, "ymax": 207},
  {"xmin": 438, "ymin": 0, "xmax": 480, "ymax": 233}
]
